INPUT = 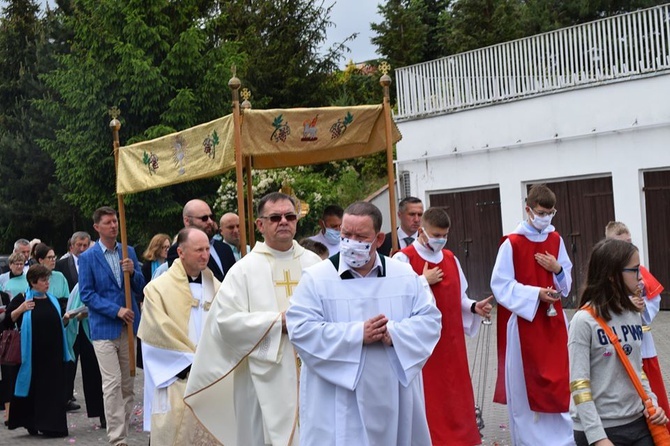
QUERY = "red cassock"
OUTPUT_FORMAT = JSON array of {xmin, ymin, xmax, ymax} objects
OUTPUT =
[
  {"xmin": 402, "ymin": 245, "xmax": 481, "ymax": 446},
  {"xmin": 639, "ymin": 266, "xmax": 670, "ymax": 433},
  {"xmin": 492, "ymin": 233, "xmax": 570, "ymax": 413}
]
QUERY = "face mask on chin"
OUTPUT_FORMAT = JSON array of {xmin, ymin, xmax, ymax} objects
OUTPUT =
[
  {"xmin": 324, "ymin": 227, "xmax": 341, "ymax": 245},
  {"xmin": 340, "ymin": 237, "xmax": 372, "ymax": 268}
]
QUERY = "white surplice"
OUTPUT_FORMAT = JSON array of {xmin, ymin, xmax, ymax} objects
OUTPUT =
[
  {"xmin": 184, "ymin": 241, "xmax": 321, "ymax": 446},
  {"xmin": 490, "ymin": 221, "xmax": 574, "ymax": 446},
  {"xmin": 286, "ymin": 255, "xmax": 442, "ymax": 446}
]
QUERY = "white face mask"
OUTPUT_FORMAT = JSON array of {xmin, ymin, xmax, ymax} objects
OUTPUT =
[
  {"xmin": 324, "ymin": 227, "xmax": 341, "ymax": 245},
  {"xmin": 426, "ymin": 236, "xmax": 447, "ymax": 252},
  {"xmin": 340, "ymin": 238, "xmax": 373, "ymax": 268},
  {"xmin": 530, "ymin": 211, "xmax": 553, "ymax": 231}
]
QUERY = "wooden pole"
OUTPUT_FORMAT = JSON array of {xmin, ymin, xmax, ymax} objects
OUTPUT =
[
  {"xmin": 110, "ymin": 111, "xmax": 136, "ymax": 377},
  {"xmin": 380, "ymin": 63, "xmax": 399, "ymax": 254},
  {"xmin": 240, "ymin": 91, "xmax": 255, "ymax": 252},
  {"xmin": 245, "ymin": 156, "xmax": 255, "ymax": 249},
  {"xmin": 229, "ymin": 70, "xmax": 248, "ymax": 257}
]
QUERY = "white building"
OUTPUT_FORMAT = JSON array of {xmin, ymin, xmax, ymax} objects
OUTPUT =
[{"xmin": 393, "ymin": 4, "xmax": 670, "ymax": 306}]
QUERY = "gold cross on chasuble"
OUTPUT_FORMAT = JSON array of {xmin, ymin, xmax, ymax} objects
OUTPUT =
[{"xmin": 275, "ymin": 269, "xmax": 299, "ymax": 298}]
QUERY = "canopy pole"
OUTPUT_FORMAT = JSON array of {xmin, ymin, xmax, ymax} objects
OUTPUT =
[
  {"xmin": 245, "ymin": 156, "xmax": 255, "ymax": 248},
  {"xmin": 110, "ymin": 108, "xmax": 136, "ymax": 377},
  {"xmin": 379, "ymin": 63, "xmax": 398, "ymax": 254},
  {"xmin": 229, "ymin": 69, "xmax": 248, "ymax": 257},
  {"xmin": 240, "ymin": 90, "xmax": 255, "ymax": 251}
]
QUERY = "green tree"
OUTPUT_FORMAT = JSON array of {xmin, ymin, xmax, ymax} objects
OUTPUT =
[
  {"xmin": 371, "ymin": 0, "xmax": 431, "ymax": 70},
  {"xmin": 36, "ymin": 0, "xmax": 246, "ymax": 246},
  {"xmin": 0, "ymin": 0, "xmax": 75, "ymax": 252}
]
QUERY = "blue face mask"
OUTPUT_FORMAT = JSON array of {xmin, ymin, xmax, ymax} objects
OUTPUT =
[
  {"xmin": 324, "ymin": 227, "xmax": 341, "ymax": 245},
  {"xmin": 426, "ymin": 236, "xmax": 447, "ymax": 252}
]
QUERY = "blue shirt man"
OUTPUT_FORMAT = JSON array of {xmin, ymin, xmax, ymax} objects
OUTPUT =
[{"xmin": 79, "ymin": 206, "xmax": 145, "ymax": 446}]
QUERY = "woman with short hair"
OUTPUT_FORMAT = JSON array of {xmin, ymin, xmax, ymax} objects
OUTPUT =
[{"xmin": 5, "ymin": 264, "xmax": 72, "ymax": 437}]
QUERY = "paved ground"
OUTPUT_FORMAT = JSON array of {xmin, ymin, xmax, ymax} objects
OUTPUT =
[{"xmin": 2, "ymin": 309, "xmax": 670, "ymax": 445}]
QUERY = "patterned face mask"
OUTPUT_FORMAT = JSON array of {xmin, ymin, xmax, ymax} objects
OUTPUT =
[{"xmin": 339, "ymin": 238, "xmax": 372, "ymax": 268}]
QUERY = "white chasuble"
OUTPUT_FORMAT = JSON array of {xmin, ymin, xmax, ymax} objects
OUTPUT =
[
  {"xmin": 185, "ymin": 241, "xmax": 321, "ymax": 446},
  {"xmin": 286, "ymin": 256, "xmax": 442, "ymax": 446}
]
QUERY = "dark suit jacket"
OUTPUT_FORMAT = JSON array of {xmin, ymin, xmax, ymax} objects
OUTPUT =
[
  {"xmin": 377, "ymin": 232, "xmax": 398, "ymax": 257},
  {"xmin": 55, "ymin": 255, "xmax": 78, "ymax": 292},
  {"xmin": 167, "ymin": 238, "xmax": 235, "ymax": 282}
]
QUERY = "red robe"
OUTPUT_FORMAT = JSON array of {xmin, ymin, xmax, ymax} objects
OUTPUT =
[
  {"xmin": 492, "ymin": 233, "xmax": 570, "ymax": 413},
  {"xmin": 639, "ymin": 266, "xmax": 670, "ymax": 432},
  {"xmin": 402, "ymin": 245, "xmax": 481, "ymax": 446}
]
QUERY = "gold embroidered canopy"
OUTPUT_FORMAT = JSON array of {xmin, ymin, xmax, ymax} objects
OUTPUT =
[{"xmin": 116, "ymin": 105, "xmax": 401, "ymax": 195}]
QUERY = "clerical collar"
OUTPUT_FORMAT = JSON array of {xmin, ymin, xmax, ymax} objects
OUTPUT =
[
  {"xmin": 264, "ymin": 244, "xmax": 295, "ymax": 259},
  {"xmin": 188, "ymin": 274, "xmax": 202, "ymax": 284}
]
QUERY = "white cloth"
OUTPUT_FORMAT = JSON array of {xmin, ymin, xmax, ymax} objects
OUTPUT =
[
  {"xmin": 490, "ymin": 221, "xmax": 575, "ymax": 446},
  {"xmin": 641, "ymin": 294, "xmax": 661, "ymax": 358},
  {"xmin": 286, "ymin": 256, "xmax": 442, "ymax": 446},
  {"xmin": 184, "ymin": 241, "xmax": 321, "ymax": 446},
  {"xmin": 394, "ymin": 240, "xmax": 480, "ymax": 336},
  {"xmin": 308, "ymin": 232, "xmax": 340, "ymax": 256}
]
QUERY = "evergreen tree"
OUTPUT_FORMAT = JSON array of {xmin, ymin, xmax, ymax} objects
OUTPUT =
[{"xmin": 0, "ymin": 0, "xmax": 73, "ymax": 251}]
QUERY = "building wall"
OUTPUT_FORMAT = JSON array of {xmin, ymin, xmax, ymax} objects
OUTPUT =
[{"xmin": 395, "ymin": 73, "xmax": 670, "ymax": 264}]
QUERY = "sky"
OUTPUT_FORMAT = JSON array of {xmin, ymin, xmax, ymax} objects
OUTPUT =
[
  {"xmin": 323, "ymin": 0, "xmax": 382, "ymax": 66},
  {"xmin": 6, "ymin": 0, "xmax": 382, "ymax": 67}
]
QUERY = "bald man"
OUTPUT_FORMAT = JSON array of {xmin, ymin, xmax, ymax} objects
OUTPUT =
[{"xmin": 167, "ymin": 199, "xmax": 236, "ymax": 281}]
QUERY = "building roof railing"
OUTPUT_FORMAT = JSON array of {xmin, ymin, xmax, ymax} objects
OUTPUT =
[{"xmin": 395, "ymin": 4, "xmax": 670, "ymax": 121}]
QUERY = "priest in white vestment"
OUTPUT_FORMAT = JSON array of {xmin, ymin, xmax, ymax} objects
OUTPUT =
[
  {"xmin": 184, "ymin": 192, "xmax": 321, "ymax": 446},
  {"xmin": 138, "ymin": 228, "xmax": 220, "ymax": 445},
  {"xmin": 286, "ymin": 201, "xmax": 442, "ymax": 446}
]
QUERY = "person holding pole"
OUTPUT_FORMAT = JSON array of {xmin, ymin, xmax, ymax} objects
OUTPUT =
[{"xmin": 79, "ymin": 206, "xmax": 145, "ymax": 446}]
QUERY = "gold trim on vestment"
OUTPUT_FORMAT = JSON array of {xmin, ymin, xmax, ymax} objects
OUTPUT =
[
  {"xmin": 570, "ymin": 379, "xmax": 591, "ymax": 392},
  {"xmin": 573, "ymin": 392, "xmax": 593, "ymax": 405},
  {"xmin": 642, "ymin": 371, "xmax": 648, "ymax": 381},
  {"xmin": 642, "ymin": 325, "xmax": 651, "ymax": 332}
]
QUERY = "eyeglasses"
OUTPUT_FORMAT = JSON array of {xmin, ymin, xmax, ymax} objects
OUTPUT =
[
  {"xmin": 46, "ymin": 255, "xmax": 57, "ymax": 260},
  {"xmin": 622, "ymin": 267, "xmax": 640, "ymax": 277},
  {"xmin": 259, "ymin": 213, "xmax": 298, "ymax": 223},
  {"xmin": 188, "ymin": 214, "xmax": 215, "ymax": 222},
  {"xmin": 11, "ymin": 262, "xmax": 23, "ymax": 266},
  {"xmin": 531, "ymin": 208, "xmax": 557, "ymax": 218}
]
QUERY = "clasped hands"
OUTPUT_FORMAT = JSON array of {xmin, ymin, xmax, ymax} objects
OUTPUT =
[{"xmin": 363, "ymin": 314, "xmax": 392, "ymax": 346}]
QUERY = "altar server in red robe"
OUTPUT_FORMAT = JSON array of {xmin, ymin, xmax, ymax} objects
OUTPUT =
[
  {"xmin": 490, "ymin": 184, "xmax": 574, "ymax": 445},
  {"xmin": 395, "ymin": 207, "xmax": 493, "ymax": 446}
]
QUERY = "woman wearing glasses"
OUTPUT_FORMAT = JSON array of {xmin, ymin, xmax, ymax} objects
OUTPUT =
[
  {"xmin": 0, "ymin": 253, "xmax": 29, "ymax": 299},
  {"xmin": 569, "ymin": 239, "xmax": 667, "ymax": 446},
  {"xmin": 33, "ymin": 243, "xmax": 70, "ymax": 303},
  {"xmin": 6, "ymin": 264, "xmax": 72, "ymax": 437}
]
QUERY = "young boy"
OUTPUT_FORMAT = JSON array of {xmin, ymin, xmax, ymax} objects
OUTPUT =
[
  {"xmin": 605, "ymin": 221, "xmax": 669, "ymax": 433},
  {"xmin": 394, "ymin": 207, "xmax": 492, "ymax": 445},
  {"xmin": 490, "ymin": 184, "xmax": 574, "ymax": 445}
]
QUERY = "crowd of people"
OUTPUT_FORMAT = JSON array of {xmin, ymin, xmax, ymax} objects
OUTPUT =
[{"xmin": 0, "ymin": 184, "xmax": 666, "ymax": 446}]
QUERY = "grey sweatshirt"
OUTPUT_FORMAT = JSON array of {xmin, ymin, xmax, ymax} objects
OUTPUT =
[{"xmin": 568, "ymin": 308, "xmax": 656, "ymax": 444}]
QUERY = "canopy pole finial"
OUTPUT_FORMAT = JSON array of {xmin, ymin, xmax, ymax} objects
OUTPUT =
[{"xmin": 379, "ymin": 62, "xmax": 399, "ymax": 254}]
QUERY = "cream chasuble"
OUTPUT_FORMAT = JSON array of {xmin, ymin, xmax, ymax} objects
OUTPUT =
[
  {"xmin": 138, "ymin": 259, "xmax": 220, "ymax": 445},
  {"xmin": 184, "ymin": 241, "xmax": 321, "ymax": 446}
]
